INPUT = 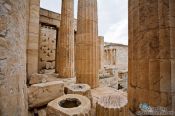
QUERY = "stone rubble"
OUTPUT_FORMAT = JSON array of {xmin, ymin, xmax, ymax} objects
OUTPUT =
[{"xmin": 28, "ymin": 81, "xmax": 64, "ymax": 108}]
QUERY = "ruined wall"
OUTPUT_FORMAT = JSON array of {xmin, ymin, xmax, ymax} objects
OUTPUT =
[
  {"xmin": 0, "ymin": 0, "xmax": 28, "ymax": 115},
  {"xmin": 39, "ymin": 25, "xmax": 57, "ymax": 72}
]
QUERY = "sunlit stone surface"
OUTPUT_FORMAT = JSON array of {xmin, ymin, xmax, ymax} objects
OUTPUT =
[
  {"xmin": 128, "ymin": 0, "xmax": 175, "ymax": 114},
  {"xmin": 76, "ymin": 0, "xmax": 99, "ymax": 88},
  {"xmin": 56, "ymin": 0, "xmax": 75, "ymax": 78}
]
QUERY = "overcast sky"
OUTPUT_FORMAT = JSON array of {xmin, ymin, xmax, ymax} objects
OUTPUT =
[{"xmin": 40, "ymin": 0, "xmax": 128, "ymax": 45}]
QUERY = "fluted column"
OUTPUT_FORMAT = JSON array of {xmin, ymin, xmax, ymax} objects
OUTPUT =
[
  {"xmin": 104, "ymin": 50, "xmax": 107, "ymax": 65},
  {"xmin": 98, "ymin": 36, "xmax": 104, "ymax": 70},
  {"xmin": 110, "ymin": 49, "xmax": 112, "ymax": 65},
  {"xmin": 129, "ymin": 0, "xmax": 175, "ymax": 114},
  {"xmin": 107, "ymin": 49, "xmax": 110, "ymax": 65},
  {"xmin": 106, "ymin": 50, "xmax": 108, "ymax": 65},
  {"xmin": 109, "ymin": 49, "xmax": 111, "ymax": 65},
  {"xmin": 0, "ymin": 0, "xmax": 28, "ymax": 115},
  {"xmin": 112, "ymin": 49, "xmax": 115, "ymax": 65},
  {"xmin": 76, "ymin": 0, "xmax": 99, "ymax": 88},
  {"xmin": 114, "ymin": 50, "xmax": 116, "ymax": 65},
  {"xmin": 56, "ymin": 0, "xmax": 75, "ymax": 78}
]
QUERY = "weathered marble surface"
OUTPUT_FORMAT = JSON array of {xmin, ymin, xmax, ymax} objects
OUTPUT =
[
  {"xmin": 65, "ymin": 83, "xmax": 92, "ymax": 100},
  {"xmin": 27, "ymin": 0, "xmax": 40, "ymax": 78},
  {"xmin": 28, "ymin": 81, "xmax": 64, "ymax": 108},
  {"xmin": 91, "ymin": 87, "xmax": 127, "ymax": 116},
  {"xmin": 56, "ymin": 0, "xmax": 75, "ymax": 78},
  {"xmin": 98, "ymin": 36, "xmax": 105, "ymax": 70},
  {"xmin": 128, "ymin": 0, "xmax": 175, "ymax": 114},
  {"xmin": 96, "ymin": 94, "xmax": 128, "ymax": 116},
  {"xmin": 76, "ymin": 0, "xmax": 99, "ymax": 88},
  {"xmin": 29, "ymin": 73, "xmax": 50, "ymax": 85},
  {"xmin": 47, "ymin": 94, "xmax": 91, "ymax": 116},
  {"xmin": 0, "ymin": 0, "xmax": 28, "ymax": 115}
]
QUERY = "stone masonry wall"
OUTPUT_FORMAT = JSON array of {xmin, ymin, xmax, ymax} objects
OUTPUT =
[{"xmin": 39, "ymin": 25, "xmax": 57, "ymax": 72}]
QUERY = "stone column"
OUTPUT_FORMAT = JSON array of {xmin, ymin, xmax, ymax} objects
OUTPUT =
[
  {"xmin": 56, "ymin": 0, "xmax": 75, "ymax": 78},
  {"xmin": 128, "ymin": 0, "xmax": 175, "ymax": 114},
  {"xmin": 107, "ymin": 49, "xmax": 109, "ymax": 65},
  {"xmin": 108, "ymin": 50, "xmax": 110, "ymax": 65},
  {"xmin": 98, "ymin": 36, "xmax": 104, "ymax": 70},
  {"xmin": 0, "ymin": 0, "xmax": 28, "ymax": 115},
  {"xmin": 110, "ymin": 49, "xmax": 112, "ymax": 65},
  {"xmin": 112, "ymin": 49, "xmax": 115, "ymax": 65},
  {"xmin": 105, "ymin": 50, "xmax": 107, "ymax": 65},
  {"xmin": 104, "ymin": 50, "xmax": 106, "ymax": 65},
  {"xmin": 27, "ymin": 0, "xmax": 40, "ymax": 78},
  {"xmin": 76, "ymin": 0, "xmax": 99, "ymax": 88},
  {"xmin": 114, "ymin": 49, "xmax": 116, "ymax": 65},
  {"xmin": 106, "ymin": 49, "xmax": 109, "ymax": 65}
]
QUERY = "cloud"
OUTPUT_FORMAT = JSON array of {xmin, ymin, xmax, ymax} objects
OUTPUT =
[
  {"xmin": 40, "ymin": 0, "xmax": 128, "ymax": 45},
  {"xmin": 40, "ymin": 0, "xmax": 61, "ymax": 13},
  {"xmin": 104, "ymin": 19, "xmax": 128, "ymax": 45},
  {"xmin": 98, "ymin": 0, "xmax": 128, "ymax": 45}
]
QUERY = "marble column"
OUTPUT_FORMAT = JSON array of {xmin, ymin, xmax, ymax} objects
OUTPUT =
[
  {"xmin": 76, "ymin": 0, "xmax": 99, "ymax": 88},
  {"xmin": 106, "ymin": 50, "xmax": 108, "ymax": 65},
  {"xmin": 114, "ymin": 49, "xmax": 117, "ymax": 65},
  {"xmin": 112, "ymin": 49, "xmax": 114, "ymax": 65},
  {"xmin": 0, "ymin": 0, "xmax": 28, "ymax": 115},
  {"xmin": 98, "ymin": 36, "xmax": 104, "ymax": 70},
  {"xmin": 27, "ymin": 0, "xmax": 40, "ymax": 78},
  {"xmin": 110, "ymin": 49, "xmax": 113, "ymax": 65},
  {"xmin": 128, "ymin": 0, "xmax": 175, "ymax": 114},
  {"xmin": 104, "ymin": 50, "xmax": 107, "ymax": 65},
  {"xmin": 107, "ymin": 49, "xmax": 110, "ymax": 65},
  {"xmin": 56, "ymin": 0, "xmax": 75, "ymax": 78}
]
